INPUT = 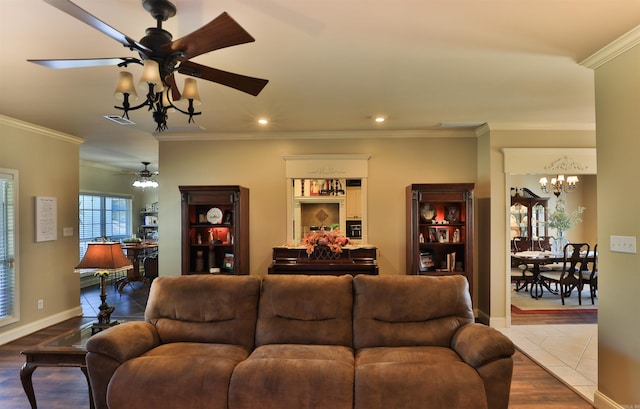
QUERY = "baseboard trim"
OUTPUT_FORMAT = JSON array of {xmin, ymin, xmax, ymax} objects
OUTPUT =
[
  {"xmin": 594, "ymin": 390, "xmax": 626, "ymax": 409},
  {"xmin": 0, "ymin": 306, "xmax": 83, "ymax": 345}
]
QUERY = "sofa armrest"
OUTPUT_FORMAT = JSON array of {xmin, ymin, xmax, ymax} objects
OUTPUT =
[
  {"xmin": 451, "ymin": 323, "xmax": 514, "ymax": 368},
  {"xmin": 452, "ymin": 324, "xmax": 515, "ymax": 409},
  {"xmin": 86, "ymin": 322, "xmax": 160, "ymax": 409},
  {"xmin": 86, "ymin": 321, "xmax": 160, "ymax": 362}
]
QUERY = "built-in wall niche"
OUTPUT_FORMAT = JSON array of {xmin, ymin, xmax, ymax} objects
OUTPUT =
[
  {"xmin": 297, "ymin": 198, "xmax": 343, "ymax": 235},
  {"xmin": 285, "ymin": 155, "xmax": 370, "ymax": 245}
]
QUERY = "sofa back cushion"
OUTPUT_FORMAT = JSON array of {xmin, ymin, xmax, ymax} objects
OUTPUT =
[
  {"xmin": 255, "ymin": 274, "xmax": 353, "ymax": 347},
  {"xmin": 145, "ymin": 275, "xmax": 261, "ymax": 350},
  {"xmin": 353, "ymin": 275, "xmax": 474, "ymax": 350}
]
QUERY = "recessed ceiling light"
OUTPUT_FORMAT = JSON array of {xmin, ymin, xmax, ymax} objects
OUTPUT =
[
  {"xmin": 258, "ymin": 118, "xmax": 269, "ymax": 125},
  {"xmin": 373, "ymin": 114, "xmax": 387, "ymax": 123}
]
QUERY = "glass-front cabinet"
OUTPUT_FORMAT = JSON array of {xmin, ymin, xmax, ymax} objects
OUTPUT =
[{"xmin": 510, "ymin": 187, "xmax": 549, "ymax": 252}]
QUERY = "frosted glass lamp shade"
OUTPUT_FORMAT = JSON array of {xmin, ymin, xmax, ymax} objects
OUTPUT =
[
  {"xmin": 180, "ymin": 78, "xmax": 201, "ymax": 105},
  {"xmin": 114, "ymin": 71, "xmax": 138, "ymax": 100},
  {"xmin": 139, "ymin": 60, "xmax": 164, "ymax": 90},
  {"xmin": 161, "ymin": 89, "xmax": 175, "ymax": 112}
]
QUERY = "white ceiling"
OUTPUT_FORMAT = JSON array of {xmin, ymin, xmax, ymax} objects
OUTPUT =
[{"xmin": 2, "ymin": 0, "xmax": 639, "ymax": 174}]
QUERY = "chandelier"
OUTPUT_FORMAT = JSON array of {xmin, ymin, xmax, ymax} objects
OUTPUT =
[
  {"xmin": 539, "ymin": 174, "xmax": 578, "ymax": 197},
  {"xmin": 114, "ymin": 60, "xmax": 201, "ymax": 132}
]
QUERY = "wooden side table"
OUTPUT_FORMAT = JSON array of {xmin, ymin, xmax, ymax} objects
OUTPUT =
[{"xmin": 20, "ymin": 324, "xmax": 94, "ymax": 409}]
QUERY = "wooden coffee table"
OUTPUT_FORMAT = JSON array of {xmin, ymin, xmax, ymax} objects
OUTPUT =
[{"xmin": 20, "ymin": 323, "xmax": 94, "ymax": 409}]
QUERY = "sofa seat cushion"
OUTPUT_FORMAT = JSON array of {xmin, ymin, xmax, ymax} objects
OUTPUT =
[
  {"xmin": 107, "ymin": 342, "xmax": 249, "ymax": 409},
  {"xmin": 229, "ymin": 344, "xmax": 354, "ymax": 409},
  {"xmin": 355, "ymin": 346, "xmax": 488, "ymax": 409}
]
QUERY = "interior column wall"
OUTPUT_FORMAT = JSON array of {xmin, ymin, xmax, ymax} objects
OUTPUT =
[{"xmin": 592, "ymin": 41, "xmax": 640, "ymax": 408}]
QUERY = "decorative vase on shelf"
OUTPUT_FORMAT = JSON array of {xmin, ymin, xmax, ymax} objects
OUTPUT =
[{"xmin": 553, "ymin": 231, "xmax": 568, "ymax": 255}]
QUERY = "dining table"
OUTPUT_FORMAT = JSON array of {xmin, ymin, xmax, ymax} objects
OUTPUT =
[
  {"xmin": 118, "ymin": 242, "xmax": 158, "ymax": 292},
  {"xmin": 511, "ymin": 250, "xmax": 596, "ymax": 299},
  {"xmin": 511, "ymin": 251, "xmax": 564, "ymax": 299}
]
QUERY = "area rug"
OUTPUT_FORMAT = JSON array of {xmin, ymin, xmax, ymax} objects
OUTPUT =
[{"xmin": 510, "ymin": 283, "xmax": 597, "ymax": 313}]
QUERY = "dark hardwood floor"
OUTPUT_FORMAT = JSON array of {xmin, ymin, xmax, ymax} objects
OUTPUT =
[
  {"xmin": 511, "ymin": 309, "xmax": 597, "ymax": 325},
  {"xmin": 0, "ymin": 282, "xmax": 594, "ymax": 408}
]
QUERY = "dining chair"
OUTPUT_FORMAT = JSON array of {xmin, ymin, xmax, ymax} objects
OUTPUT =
[
  {"xmin": 540, "ymin": 242, "xmax": 590, "ymax": 305},
  {"xmin": 511, "ymin": 259, "xmax": 534, "ymax": 292},
  {"xmin": 513, "ymin": 236, "xmax": 532, "ymax": 252},
  {"xmin": 580, "ymin": 244, "xmax": 598, "ymax": 305},
  {"xmin": 533, "ymin": 236, "xmax": 553, "ymax": 252}
]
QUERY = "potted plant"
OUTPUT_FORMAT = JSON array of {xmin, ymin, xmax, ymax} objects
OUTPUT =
[{"xmin": 546, "ymin": 203, "xmax": 585, "ymax": 253}]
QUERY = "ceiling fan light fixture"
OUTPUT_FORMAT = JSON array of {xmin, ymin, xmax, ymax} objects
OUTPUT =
[
  {"xmin": 374, "ymin": 114, "xmax": 387, "ymax": 123},
  {"xmin": 258, "ymin": 118, "xmax": 269, "ymax": 125},
  {"xmin": 132, "ymin": 178, "xmax": 159, "ymax": 189},
  {"xmin": 180, "ymin": 78, "xmax": 201, "ymax": 105},
  {"xmin": 139, "ymin": 60, "xmax": 163, "ymax": 90},
  {"xmin": 161, "ymin": 90, "xmax": 175, "ymax": 112},
  {"xmin": 114, "ymin": 71, "xmax": 138, "ymax": 100},
  {"xmin": 132, "ymin": 162, "xmax": 159, "ymax": 189}
]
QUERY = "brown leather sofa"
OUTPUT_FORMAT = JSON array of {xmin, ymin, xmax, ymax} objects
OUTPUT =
[{"xmin": 86, "ymin": 274, "xmax": 514, "ymax": 409}]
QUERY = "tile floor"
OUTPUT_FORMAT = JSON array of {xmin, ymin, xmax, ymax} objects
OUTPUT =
[
  {"xmin": 499, "ymin": 323, "xmax": 597, "ymax": 403},
  {"xmin": 80, "ymin": 280, "xmax": 149, "ymax": 321}
]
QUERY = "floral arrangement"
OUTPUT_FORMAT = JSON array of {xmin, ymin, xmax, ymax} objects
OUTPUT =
[
  {"xmin": 547, "ymin": 206, "xmax": 585, "ymax": 231},
  {"xmin": 302, "ymin": 228, "xmax": 349, "ymax": 255}
]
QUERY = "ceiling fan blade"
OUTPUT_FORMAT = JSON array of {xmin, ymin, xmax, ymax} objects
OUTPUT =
[
  {"xmin": 28, "ymin": 57, "xmax": 131, "ymax": 69},
  {"xmin": 164, "ymin": 12, "xmax": 255, "ymax": 60},
  {"xmin": 43, "ymin": 0, "xmax": 150, "ymax": 54},
  {"xmin": 178, "ymin": 61, "xmax": 268, "ymax": 96},
  {"xmin": 165, "ymin": 73, "xmax": 182, "ymax": 101}
]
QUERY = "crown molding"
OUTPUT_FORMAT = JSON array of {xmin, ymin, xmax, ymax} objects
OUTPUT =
[
  {"xmin": 0, "ymin": 114, "xmax": 84, "ymax": 145},
  {"xmin": 154, "ymin": 128, "xmax": 479, "ymax": 141},
  {"xmin": 580, "ymin": 25, "xmax": 640, "ymax": 69}
]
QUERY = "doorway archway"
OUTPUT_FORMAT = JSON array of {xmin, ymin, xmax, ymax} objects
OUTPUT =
[{"xmin": 502, "ymin": 148, "xmax": 597, "ymax": 325}]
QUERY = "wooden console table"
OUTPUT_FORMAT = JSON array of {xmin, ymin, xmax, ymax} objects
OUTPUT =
[{"xmin": 268, "ymin": 246, "xmax": 378, "ymax": 276}]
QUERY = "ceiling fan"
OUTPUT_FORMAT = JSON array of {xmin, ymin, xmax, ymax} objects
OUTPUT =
[
  {"xmin": 28, "ymin": 0, "xmax": 269, "ymax": 131},
  {"xmin": 129, "ymin": 162, "xmax": 159, "ymax": 189}
]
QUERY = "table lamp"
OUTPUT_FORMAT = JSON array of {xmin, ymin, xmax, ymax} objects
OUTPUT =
[{"xmin": 75, "ymin": 241, "xmax": 132, "ymax": 333}]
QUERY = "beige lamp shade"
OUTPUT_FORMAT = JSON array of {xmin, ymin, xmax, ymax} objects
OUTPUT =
[
  {"xmin": 139, "ymin": 59, "xmax": 164, "ymax": 90},
  {"xmin": 75, "ymin": 242, "xmax": 132, "ymax": 271},
  {"xmin": 114, "ymin": 71, "xmax": 138, "ymax": 100},
  {"xmin": 161, "ymin": 88, "xmax": 175, "ymax": 112},
  {"xmin": 180, "ymin": 78, "xmax": 201, "ymax": 105}
]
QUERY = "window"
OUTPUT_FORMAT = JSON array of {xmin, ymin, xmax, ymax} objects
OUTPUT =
[
  {"xmin": 79, "ymin": 193, "xmax": 132, "ymax": 258},
  {"xmin": 0, "ymin": 170, "xmax": 17, "ymax": 326}
]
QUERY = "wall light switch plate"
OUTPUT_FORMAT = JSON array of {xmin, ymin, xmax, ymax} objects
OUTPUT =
[
  {"xmin": 610, "ymin": 235, "xmax": 637, "ymax": 254},
  {"xmin": 63, "ymin": 227, "xmax": 73, "ymax": 237}
]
